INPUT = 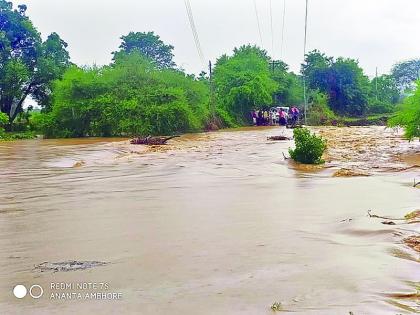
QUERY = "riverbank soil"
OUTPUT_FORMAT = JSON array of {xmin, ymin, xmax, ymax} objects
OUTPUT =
[{"xmin": 0, "ymin": 126, "xmax": 419, "ymax": 314}]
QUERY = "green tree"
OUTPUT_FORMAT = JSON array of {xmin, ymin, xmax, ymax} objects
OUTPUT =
[
  {"xmin": 368, "ymin": 74, "xmax": 400, "ymax": 113},
  {"xmin": 302, "ymin": 50, "xmax": 369, "ymax": 116},
  {"xmin": 0, "ymin": 1, "xmax": 70, "ymax": 125},
  {"xmin": 232, "ymin": 44, "xmax": 270, "ymax": 61},
  {"xmin": 301, "ymin": 50, "xmax": 333, "ymax": 92},
  {"xmin": 389, "ymin": 81, "xmax": 420, "ymax": 140},
  {"xmin": 391, "ymin": 59, "xmax": 420, "ymax": 92},
  {"xmin": 213, "ymin": 45, "xmax": 277, "ymax": 124},
  {"xmin": 330, "ymin": 58, "xmax": 369, "ymax": 115},
  {"xmin": 41, "ymin": 53, "xmax": 209, "ymax": 138},
  {"xmin": 113, "ymin": 31, "xmax": 176, "ymax": 69},
  {"xmin": 370, "ymin": 75, "xmax": 400, "ymax": 104},
  {"xmin": 307, "ymin": 92, "xmax": 337, "ymax": 125},
  {"xmin": 32, "ymin": 32, "xmax": 71, "ymax": 110},
  {"xmin": 270, "ymin": 61, "xmax": 303, "ymax": 106}
]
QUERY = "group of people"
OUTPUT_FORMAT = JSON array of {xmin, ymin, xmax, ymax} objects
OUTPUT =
[
  {"xmin": 252, "ymin": 110, "xmax": 270, "ymax": 126},
  {"xmin": 251, "ymin": 106, "xmax": 300, "ymax": 127}
]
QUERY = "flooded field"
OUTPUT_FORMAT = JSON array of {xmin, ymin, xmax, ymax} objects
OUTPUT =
[{"xmin": 0, "ymin": 126, "xmax": 419, "ymax": 315}]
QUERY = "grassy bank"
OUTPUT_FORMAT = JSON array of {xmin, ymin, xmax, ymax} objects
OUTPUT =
[
  {"xmin": 340, "ymin": 114, "xmax": 392, "ymax": 126},
  {"xmin": 0, "ymin": 131, "xmax": 38, "ymax": 141}
]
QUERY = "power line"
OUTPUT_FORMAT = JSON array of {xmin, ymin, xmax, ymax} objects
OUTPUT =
[
  {"xmin": 269, "ymin": 0, "xmax": 274, "ymax": 57},
  {"xmin": 375, "ymin": 67, "xmax": 378, "ymax": 101},
  {"xmin": 185, "ymin": 0, "xmax": 204, "ymax": 65},
  {"xmin": 253, "ymin": 0, "xmax": 263, "ymax": 47},
  {"xmin": 280, "ymin": 0, "xmax": 286, "ymax": 59},
  {"xmin": 303, "ymin": 0, "xmax": 309, "ymax": 125},
  {"xmin": 184, "ymin": 0, "xmax": 205, "ymax": 66},
  {"xmin": 303, "ymin": 0, "xmax": 309, "ymax": 58}
]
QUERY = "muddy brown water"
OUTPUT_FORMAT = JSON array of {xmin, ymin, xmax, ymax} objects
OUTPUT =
[{"xmin": 0, "ymin": 126, "xmax": 419, "ymax": 315}]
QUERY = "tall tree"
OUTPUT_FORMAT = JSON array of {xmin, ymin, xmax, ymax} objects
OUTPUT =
[
  {"xmin": 389, "ymin": 82, "xmax": 420, "ymax": 139},
  {"xmin": 113, "ymin": 31, "xmax": 176, "ymax": 69},
  {"xmin": 301, "ymin": 50, "xmax": 333, "ymax": 92},
  {"xmin": 270, "ymin": 60, "xmax": 303, "ymax": 106},
  {"xmin": 330, "ymin": 58, "xmax": 369, "ymax": 115},
  {"xmin": 369, "ymin": 74, "xmax": 400, "ymax": 107},
  {"xmin": 41, "ymin": 53, "xmax": 209, "ymax": 138},
  {"xmin": 0, "ymin": 1, "xmax": 70, "ymax": 124},
  {"xmin": 232, "ymin": 44, "xmax": 270, "ymax": 62},
  {"xmin": 213, "ymin": 45, "xmax": 277, "ymax": 123},
  {"xmin": 31, "ymin": 32, "xmax": 71, "ymax": 110},
  {"xmin": 302, "ymin": 50, "xmax": 369, "ymax": 116},
  {"xmin": 391, "ymin": 59, "xmax": 420, "ymax": 92}
]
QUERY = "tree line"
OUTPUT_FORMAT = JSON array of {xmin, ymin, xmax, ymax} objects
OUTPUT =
[{"xmin": 1, "ymin": 0, "xmax": 419, "ymax": 138}]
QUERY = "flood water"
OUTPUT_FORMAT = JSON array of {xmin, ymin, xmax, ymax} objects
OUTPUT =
[{"xmin": 0, "ymin": 126, "xmax": 419, "ymax": 315}]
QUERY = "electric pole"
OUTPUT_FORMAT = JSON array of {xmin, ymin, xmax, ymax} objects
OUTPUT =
[
  {"xmin": 303, "ymin": 0, "xmax": 309, "ymax": 125},
  {"xmin": 270, "ymin": 60, "xmax": 283, "ymax": 106},
  {"xmin": 270, "ymin": 60, "xmax": 283, "ymax": 74},
  {"xmin": 375, "ymin": 67, "xmax": 378, "ymax": 101},
  {"xmin": 209, "ymin": 61, "xmax": 216, "ymax": 121}
]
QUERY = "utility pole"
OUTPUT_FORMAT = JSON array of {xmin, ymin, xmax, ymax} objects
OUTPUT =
[
  {"xmin": 280, "ymin": 0, "xmax": 286, "ymax": 59},
  {"xmin": 303, "ymin": 0, "xmax": 309, "ymax": 125},
  {"xmin": 270, "ymin": 60, "xmax": 285, "ymax": 74},
  {"xmin": 209, "ymin": 60, "xmax": 216, "ymax": 121},
  {"xmin": 270, "ymin": 60, "xmax": 283, "ymax": 106},
  {"xmin": 375, "ymin": 67, "xmax": 378, "ymax": 101}
]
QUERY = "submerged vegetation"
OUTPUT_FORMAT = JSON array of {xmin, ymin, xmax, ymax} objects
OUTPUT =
[
  {"xmin": 289, "ymin": 128, "xmax": 326, "ymax": 164},
  {"xmin": 0, "ymin": 0, "xmax": 419, "ymax": 139}
]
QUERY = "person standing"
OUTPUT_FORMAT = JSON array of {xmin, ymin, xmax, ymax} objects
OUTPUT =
[
  {"xmin": 292, "ymin": 106, "xmax": 299, "ymax": 126},
  {"xmin": 263, "ymin": 110, "xmax": 269, "ymax": 125},
  {"xmin": 257, "ymin": 110, "xmax": 263, "ymax": 126},
  {"xmin": 252, "ymin": 110, "xmax": 257, "ymax": 125},
  {"xmin": 278, "ymin": 108, "xmax": 286, "ymax": 126}
]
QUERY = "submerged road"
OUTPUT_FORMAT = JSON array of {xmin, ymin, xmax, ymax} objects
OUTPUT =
[{"xmin": 0, "ymin": 126, "xmax": 419, "ymax": 314}]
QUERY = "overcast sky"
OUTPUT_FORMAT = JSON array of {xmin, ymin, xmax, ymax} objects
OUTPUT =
[{"xmin": 12, "ymin": 0, "xmax": 420, "ymax": 77}]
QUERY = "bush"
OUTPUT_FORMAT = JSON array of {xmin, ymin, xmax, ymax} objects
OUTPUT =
[
  {"xmin": 213, "ymin": 45, "xmax": 277, "ymax": 125},
  {"xmin": 0, "ymin": 112, "xmax": 8, "ymax": 128},
  {"xmin": 0, "ymin": 112, "xmax": 8, "ymax": 138},
  {"xmin": 0, "ymin": 130, "xmax": 36, "ymax": 141},
  {"xmin": 389, "ymin": 82, "xmax": 420, "ymax": 140},
  {"xmin": 289, "ymin": 127, "xmax": 326, "ymax": 164},
  {"xmin": 368, "ymin": 100, "xmax": 394, "ymax": 114},
  {"xmin": 307, "ymin": 93, "xmax": 337, "ymax": 125},
  {"xmin": 215, "ymin": 107, "xmax": 237, "ymax": 128},
  {"xmin": 42, "ymin": 54, "xmax": 211, "ymax": 138}
]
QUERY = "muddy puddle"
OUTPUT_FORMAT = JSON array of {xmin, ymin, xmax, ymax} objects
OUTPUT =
[{"xmin": 0, "ymin": 126, "xmax": 419, "ymax": 314}]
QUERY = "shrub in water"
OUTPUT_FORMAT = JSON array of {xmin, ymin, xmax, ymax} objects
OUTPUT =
[{"xmin": 289, "ymin": 128, "xmax": 326, "ymax": 164}]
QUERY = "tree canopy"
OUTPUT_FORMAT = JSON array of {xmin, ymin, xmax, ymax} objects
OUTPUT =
[
  {"xmin": 0, "ymin": 0, "xmax": 70, "ymax": 125},
  {"xmin": 113, "ymin": 31, "xmax": 176, "ymax": 69},
  {"xmin": 37, "ymin": 53, "xmax": 209, "ymax": 138},
  {"xmin": 302, "ymin": 50, "xmax": 370, "ymax": 116},
  {"xmin": 368, "ymin": 74, "xmax": 400, "ymax": 113},
  {"xmin": 213, "ymin": 45, "xmax": 277, "ymax": 124},
  {"xmin": 389, "ymin": 82, "xmax": 420, "ymax": 140},
  {"xmin": 270, "ymin": 60, "xmax": 303, "ymax": 106},
  {"xmin": 391, "ymin": 59, "xmax": 420, "ymax": 92}
]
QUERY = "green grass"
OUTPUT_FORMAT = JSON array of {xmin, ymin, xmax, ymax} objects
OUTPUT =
[
  {"xmin": 0, "ymin": 131, "xmax": 38, "ymax": 141},
  {"xmin": 339, "ymin": 113, "xmax": 392, "ymax": 126}
]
